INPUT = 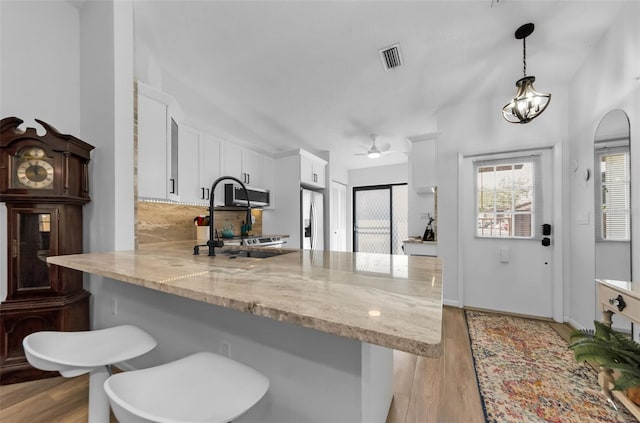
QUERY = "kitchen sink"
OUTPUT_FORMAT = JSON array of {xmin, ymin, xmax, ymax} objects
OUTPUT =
[{"xmin": 220, "ymin": 249, "xmax": 294, "ymax": 259}]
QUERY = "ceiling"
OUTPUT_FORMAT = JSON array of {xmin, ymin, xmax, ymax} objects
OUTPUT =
[{"xmin": 132, "ymin": 0, "xmax": 626, "ymax": 170}]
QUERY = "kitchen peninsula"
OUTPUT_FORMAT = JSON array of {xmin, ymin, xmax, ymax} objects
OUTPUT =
[{"xmin": 48, "ymin": 242, "xmax": 442, "ymax": 422}]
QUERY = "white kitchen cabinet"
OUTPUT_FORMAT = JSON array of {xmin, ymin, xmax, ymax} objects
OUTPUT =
[
  {"xmin": 300, "ymin": 150, "xmax": 327, "ymax": 189},
  {"xmin": 199, "ymin": 134, "xmax": 223, "ymax": 206},
  {"xmin": 267, "ymin": 149, "xmax": 328, "ymax": 248},
  {"xmin": 410, "ymin": 138, "xmax": 437, "ymax": 193},
  {"xmin": 242, "ymin": 148, "xmax": 262, "ymax": 187},
  {"xmin": 223, "ymin": 142, "xmax": 244, "ymax": 182},
  {"xmin": 178, "ymin": 125, "xmax": 222, "ymax": 206},
  {"xmin": 223, "ymin": 143, "xmax": 269, "ymax": 189},
  {"xmin": 178, "ymin": 125, "xmax": 200, "ymax": 204},
  {"xmin": 137, "ymin": 82, "xmax": 180, "ymax": 200}
]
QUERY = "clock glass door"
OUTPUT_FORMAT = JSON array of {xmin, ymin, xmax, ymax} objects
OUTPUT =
[
  {"xmin": 13, "ymin": 208, "xmax": 58, "ymax": 292},
  {"xmin": 19, "ymin": 213, "xmax": 51, "ymax": 289}
]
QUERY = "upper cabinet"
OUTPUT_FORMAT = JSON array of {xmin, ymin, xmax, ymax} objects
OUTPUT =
[
  {"xmin": 137, "ymin": 82, "xmax": 181, "ymax": 201},
  {"xmin": 178, "ymin": 125, "xmax": 222, "ymax": 206},
  {"xmin": 300, "ymin": 150, "xmax": 327, "ymax": 189},
  {"xmin": 410, "ymin": 138, "xmax": 437, "ymax": 193},
  {"xmin": 223, "ymin": 143, "xmax": 270, "ymax": 189},
  {"xmin": 136, "ymin": 81, "xmax": 274, "ymax": 206},
  {"xmin": 199, "ymin": 134, "xmax": 223, "ymax": 205}
]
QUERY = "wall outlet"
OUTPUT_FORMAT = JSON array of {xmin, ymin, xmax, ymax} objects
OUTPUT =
[
  {"xmin": 219, "ymin": 341, "xmax": 230, "ymax": 357},
  {"xmin": 112, "ymin": 297, "xmax": 118, "ymax": 316}
]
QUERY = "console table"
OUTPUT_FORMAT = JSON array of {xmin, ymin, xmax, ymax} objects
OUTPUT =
[{"xmin": 596, "ymin": 278, "xmax": 640, "ymax": 418}]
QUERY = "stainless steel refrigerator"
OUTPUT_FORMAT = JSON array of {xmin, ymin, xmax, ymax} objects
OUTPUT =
[{"xmin": 301, "ymin": 188, "xmax": 324, "ymax": 250}]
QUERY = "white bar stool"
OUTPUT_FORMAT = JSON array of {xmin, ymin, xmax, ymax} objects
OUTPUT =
[
  {"xmin": 23, "ymin": 325, "xmax": 157, "ymax": 423},
  {"xmin": 103, "ymin": 351, "xmax": 270, "ymax": 423}
]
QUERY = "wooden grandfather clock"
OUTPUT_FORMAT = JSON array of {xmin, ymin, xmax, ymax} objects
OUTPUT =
[{"xmin": 0, "ymin": 117, "xmax": 94, "ymax": 384}]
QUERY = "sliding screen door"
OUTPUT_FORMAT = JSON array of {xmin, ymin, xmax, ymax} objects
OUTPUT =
[{"xmin": 353, "ymin": 184, "xmax": 407, "ymax": 254}]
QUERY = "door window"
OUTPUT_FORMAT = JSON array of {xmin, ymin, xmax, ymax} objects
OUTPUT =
[{"xmin": 475, "ymin": 155, "xmax": 541, "ymax": 238}]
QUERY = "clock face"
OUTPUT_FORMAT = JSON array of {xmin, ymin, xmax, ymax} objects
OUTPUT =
[{"xmin": 12, "ymin": 147, "xmax": 55, "ymax": 189}]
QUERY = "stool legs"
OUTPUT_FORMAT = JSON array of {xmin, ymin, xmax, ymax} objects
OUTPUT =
[{"xmin": 88, "ymin": 366, "xmax": 111, "ymax": 423}]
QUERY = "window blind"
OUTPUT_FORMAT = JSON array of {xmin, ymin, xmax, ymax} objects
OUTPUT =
[
  {"xmin": 473, "ymin": 154, "xmax": 542, "ymax": 239},
  {"xmin": 595, "ymin": 146, "xmax": 630, "ymax": 241}
]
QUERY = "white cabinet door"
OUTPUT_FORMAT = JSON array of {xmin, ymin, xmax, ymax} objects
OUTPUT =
[
  {"xmin": 138, "ymin": 93, "xmax": 168, "ymax": 199},
  {"xmin": 223, "ymin": 142, "xmax": 243, "ymax": 182},
  {"xmin": 177, "ymin": 125, "xmax": 201, "ymax": 204},
  {"xmin": 411, "ymin": 139, "xmax": 436, "ymax": 192},
  {"xmin": 242, "ymin": 149, "xmax": 262, "ymax": 187},
  {"xmin": 300, "ymin": 153, "xmax": 326, "ymax": 188},
  {"xmin": 222, "ymin": 143, "xmax": 265, "ymax": 188},
  {"xmin": 312, "ymin": 160, "xmax": 326, "ymax": 189},
  {"xmin": 300, "ymin": 154, "xmax": 314, "ymax": 187},
  {"xmin": 200, "ymin": 134, "xmax": 222, "ymax": 206}
]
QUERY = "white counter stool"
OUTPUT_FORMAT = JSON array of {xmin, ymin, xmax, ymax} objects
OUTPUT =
[
  {"xmin": 23, "ymin": 325, "xmax": 157, "ymax": 423},
  {"xmin": 103, "ymin": 351, "xmax": 270, "ymax": 423}
]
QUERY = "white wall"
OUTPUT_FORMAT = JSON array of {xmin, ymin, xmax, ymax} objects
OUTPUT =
[
  {"xmin": 567, "ymin": 2, "xmax": 640, "ymax": 330},
  {"xmin": 0, "ymin": 0, "xmax": 81, "ymax": 301},
  {"xmin": 79, "ymin": 0, "xmax": 135, "ymax": 254},
  {"xmin": 435, "ymin": 85, "xmax": 569, "ymax": 307}
]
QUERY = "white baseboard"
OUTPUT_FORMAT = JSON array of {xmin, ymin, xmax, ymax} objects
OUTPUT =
[
  {"xmin": 567, "ymin": 318, "xmax": 586, "ymax": 331},
  {"xmin": 443, "ymin": 298, "xmax": 460, "ymax": 308}
]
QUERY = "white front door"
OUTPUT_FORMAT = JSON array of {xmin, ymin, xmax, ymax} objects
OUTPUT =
[{"xmin": 460, "ymin": 148, "xmax": 554, "ymax": 318}]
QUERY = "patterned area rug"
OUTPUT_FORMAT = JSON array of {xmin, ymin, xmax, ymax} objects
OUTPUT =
[{"xmin": 465, "ymin": 310, "xmax": 636, "ymax": 422}]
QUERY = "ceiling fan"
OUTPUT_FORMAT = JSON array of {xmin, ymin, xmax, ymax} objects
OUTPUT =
[{"xmin": 355, "ymin": 134, "xmax": 391, "ymax": 159}]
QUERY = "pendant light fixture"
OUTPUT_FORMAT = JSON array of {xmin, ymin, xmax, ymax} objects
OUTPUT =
[{"xmin": 502, "ymin": 23, "xmax": 551, "ymax": 124}]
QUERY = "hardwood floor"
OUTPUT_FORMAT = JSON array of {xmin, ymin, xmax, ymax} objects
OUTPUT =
[
  {"xmin": 0, "ymin": 307, "xmax": 572, "ymax": 423},
  {"xmin": 0, "ymin": 372, "xmax": 117, "ymax": 423},
  {"xmin": 386, "ymin": 306, "xmax": 485, "ymax": 423}
]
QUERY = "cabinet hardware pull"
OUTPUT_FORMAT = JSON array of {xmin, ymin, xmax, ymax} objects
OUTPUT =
[
  {"xmin": 247, "ymin": 173, "xmax": 250, "ymax": 184},
  {"xmin": 170, "ymin": 178, "xmax": 175, "ymax": 194},
  {"xmin": 201, "ymin": 187, "xmax": 206, "ymax": 199},
  {"xmin": 206, "ymin": 188, "xmax": 210, "ymax": 200},
  {"xmin": 609, "ymin": 295, "xmax": 627, "ymax": 312}
]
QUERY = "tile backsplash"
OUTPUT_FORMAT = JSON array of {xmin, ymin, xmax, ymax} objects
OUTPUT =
[{"xmin": 136, "ymin": 201, "xmax": 263, "ymax": 246}]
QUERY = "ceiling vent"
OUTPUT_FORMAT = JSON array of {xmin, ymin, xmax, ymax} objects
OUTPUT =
[{"xmin": 379, "ymin": 43, "xmax": 403, "ymax": 71}]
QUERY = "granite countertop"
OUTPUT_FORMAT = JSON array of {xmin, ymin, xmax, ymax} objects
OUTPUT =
[
  {"xmin": 48, "ymin": 241, "xmax": 443, "ymax": 357},
  {"xmin": 403, "ymin": 237, "xmax": 437, "ymax": 244}
]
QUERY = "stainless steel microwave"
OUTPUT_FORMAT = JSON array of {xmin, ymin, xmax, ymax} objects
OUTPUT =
[{"xmin": 224, "ymin": 184, "xmax": 270, "ymax": 207}]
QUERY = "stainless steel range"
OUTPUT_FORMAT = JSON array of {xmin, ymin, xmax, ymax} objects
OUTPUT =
[
  {"xmin": 225, "ymin": 236, "xmax": 285, "ymax": 247},
  {"xmin": 241, "ymin": 236, "xmax": 285, "ymax": 247}
]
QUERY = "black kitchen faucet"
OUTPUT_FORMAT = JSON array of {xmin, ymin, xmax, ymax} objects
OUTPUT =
[{"xmin": 193, "ymin": 176, "xmax": 252, "ymax": 256}]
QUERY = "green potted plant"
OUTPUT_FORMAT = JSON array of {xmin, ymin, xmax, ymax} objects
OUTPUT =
[{"xmin": 569, "ymin": 320, "xmax": 640, "ymax": 404}]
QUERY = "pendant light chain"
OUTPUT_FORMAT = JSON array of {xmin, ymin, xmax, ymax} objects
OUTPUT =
[{"xmin": 522, "ymin": 37, "xmax": 527, "ymax": 78}]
